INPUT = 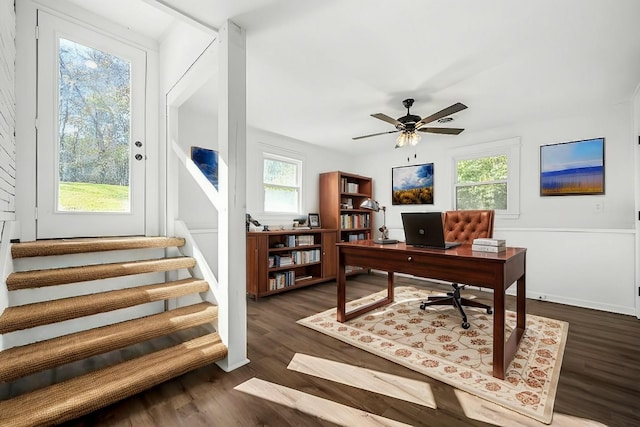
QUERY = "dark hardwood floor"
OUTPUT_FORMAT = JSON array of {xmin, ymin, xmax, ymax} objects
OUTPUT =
[{"xmin": 56, "ymin": 274, "xmax": 640, "ymax": 426}]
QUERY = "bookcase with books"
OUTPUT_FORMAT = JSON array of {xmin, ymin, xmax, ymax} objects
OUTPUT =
[
  {"xmin": 246, "ymin": 228, "xmax": 337, "ymax": 299},
  {"xmin": 319, "ymin": 171, "xmax": 373, "ymax": 275}
]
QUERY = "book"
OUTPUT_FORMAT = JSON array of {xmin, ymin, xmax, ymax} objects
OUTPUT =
[
  {"xmin": 473, "ymin": 238, "xmax": 506, "ymax": 247},
  {"xmin": 472, "ymin": 244, "xmax": 506, "ymax": 253}
]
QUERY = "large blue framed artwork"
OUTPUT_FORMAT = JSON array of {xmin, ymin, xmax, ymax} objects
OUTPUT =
[
  {"xmin": 191, "ymin": 146, "xmax": 219, "ymax": 190},
  {"xmin": 392, "ymin": 163, "xmax": 434, "ymax": 205},
  {"xmin": 540, "ymin": 137, "xmax": 604, "ymax": 196}
]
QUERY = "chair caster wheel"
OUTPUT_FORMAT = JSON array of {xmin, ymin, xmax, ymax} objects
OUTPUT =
[
  {"xmin": 487, "ymin": 308, "xmax": 493, "ymax": 314},
  {"xmin": 419, "ymin": 303, "xmax": 426, "ymax": 310},
  {"xmin": 462, "ymin": 322, "xmax": 470, "ymax": 329}
]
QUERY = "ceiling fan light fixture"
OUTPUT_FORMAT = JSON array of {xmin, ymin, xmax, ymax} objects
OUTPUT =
[
  {"xmin": 395, "ymin": 132, "xmax": 408, "ymax": 148},
  {"xmin": 355, "ymin": 100, "xmax": 467, "ymax": 148},
  {"xmin": 395, "ymin": 130, "xmax": 420, "ymax": 149},
  {"xmin": 409, "ymin": 131, "xmax": 421, "ymax": 146}
]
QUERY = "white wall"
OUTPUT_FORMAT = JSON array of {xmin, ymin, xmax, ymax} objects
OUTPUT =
[
  {"xmin": 159, "ymin": 22, "xmax": 214, "ymax": 94},
  {"xmin": 177, "ymin": 105, "xmax": 218, "ymax": 230},
  {"xmin": 355, "ymin": 101, "xmax": 637, "ymax": 315},
  {"xmin": 175, "ymin": 95, "xmax": 638, "ymax": 315},
  {"xmin": 176, "ymin": 102, "xmax": 353, "ymax": 230},
  {"xmin": 245, "ymin": 126, "xmax": 352, "ymax": 228},
  {"xmin": 0, "ymin": 0, "xmax": 15, "ymax": 220},
  {"xmin": 634, "ymin": 86, "xmax": 640, "ymax": 318},
  {"xmin": 0, "ymin": 0, "xmax": 16, "ymax": 350},
  {"xmin": 158, "ymin": 22, "xmax": 215, "ymax": 237}
]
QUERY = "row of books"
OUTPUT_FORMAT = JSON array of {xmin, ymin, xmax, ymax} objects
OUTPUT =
[
  {"xmin": 347, "ymin": 232, "xmax": 369, "ymax": 242},
  {"xmin": 472, "ymin": 238, "xmax": 506, "ymax": 253},
  {"xmin": 268, "ymin": 271, "xmax": 296, "ymax": 290},
  {"xmin": 340, "ymin": 178, "xmax": 359, "ymax": 193},
  {"xmin": 269, "ymin": 249, "xmax": 321, "ymax": 267},
  {"xmin": 291, "ymin": 249, "xmax": 321, "ymax": 264},
  {"xmin": 340, "ymin": 213, "xmax": 370, "ymax": 229},
  {"xmin": 294, "ymin": 235, "xmax": 315, "ymax": 246},
  {"xmin": 340, "ymin": 197, "xmax": 354, "ymax": 209},
  {"xmin": 276, "ymin": 234, "xmax": 315, "ymax": 248},
  {"xmin": 269, "ymin": 254, "xmax": 293, "ymax": 267}
]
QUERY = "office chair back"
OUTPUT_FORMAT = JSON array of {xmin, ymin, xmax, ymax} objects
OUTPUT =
[{"xmin": 443, "ymin": 210, "xmax": 494, "ymax": 243}]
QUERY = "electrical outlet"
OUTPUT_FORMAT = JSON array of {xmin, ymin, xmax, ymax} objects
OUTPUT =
[{"xmin": 594, "ymin": 202, "xmax": 603, "ymax": 213}]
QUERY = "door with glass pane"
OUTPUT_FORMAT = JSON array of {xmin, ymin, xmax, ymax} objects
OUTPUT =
[{"xmin": 36, "ymin": 11, "xmax": 146, "ymax": 238}]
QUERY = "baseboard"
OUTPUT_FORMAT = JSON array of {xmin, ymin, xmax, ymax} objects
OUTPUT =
[{"xmin": 374, "ymin": 270, "xmax": 636, "ymax": 316}]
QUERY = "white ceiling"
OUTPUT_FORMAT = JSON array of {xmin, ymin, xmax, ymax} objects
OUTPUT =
[{"xmin": 65, "ymin": 0, "xmax": 640, "ymax": 154}]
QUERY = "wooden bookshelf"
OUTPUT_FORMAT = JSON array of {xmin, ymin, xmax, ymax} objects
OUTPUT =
[
  {"xmin": 246, "ymin": 228, "xmax": 337, "ymax": 299},
  {"xmin": 319, "ymin": 171, "xmax": 373, "ymax": 275}
]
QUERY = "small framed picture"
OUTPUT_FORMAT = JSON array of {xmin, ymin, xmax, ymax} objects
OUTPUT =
[{"xmin": 308, "ymin": 213, "xmax": 321, "ymax": 228}]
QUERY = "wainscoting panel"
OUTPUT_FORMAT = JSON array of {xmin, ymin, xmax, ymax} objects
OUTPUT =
[{"xmin": 495, "ymin": 228, "xmax": 635, "ymax": 315}]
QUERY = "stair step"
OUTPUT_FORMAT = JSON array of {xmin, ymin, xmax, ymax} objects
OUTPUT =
[
  {"xmin": 11, "ymin": 236, "xmax": 186, "ymax": 258},
  {"xmin": 6, "ymin": 256, "xmax": 196, "ymax": 290},
  {"xmin": 0, "ymin": 302, "xmax": 217, "ymax": 382},
  {"xmin": 0, "ymin": 333, "xmax": 227, "ymax": 427},
  {"xmin": 0, "ymin": 278, "xmax": 209, "ymax": 334}
]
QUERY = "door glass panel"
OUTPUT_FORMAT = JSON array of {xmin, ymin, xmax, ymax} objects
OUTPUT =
[{"xmin": 57, "ymin": 38, "xmax": 131, "ymax": 212}]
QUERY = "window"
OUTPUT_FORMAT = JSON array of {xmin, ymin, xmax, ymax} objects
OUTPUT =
[
  {"xmin": 57, "ymin": 38, "xmax": 132, "ymax": 212},
  {"xmin": 263, "ymin": 153, "xmax": 302, "ymax": 213},
  {"xmin": 452, "ymin": 137, "xmax": 520, "ymax": 218}
]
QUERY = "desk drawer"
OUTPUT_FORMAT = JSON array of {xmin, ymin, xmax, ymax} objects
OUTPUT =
[{"xmin": 342, "ymin": 248, "xmax": 502, "ymax": 287}]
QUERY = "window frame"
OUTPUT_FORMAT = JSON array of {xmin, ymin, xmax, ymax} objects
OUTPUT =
[
  {"xmin": 450, "ymin": 137, "xmax": 520, "ymax": 219},
  {"xmin": 261, "ymin": 151, "xmax": 303, "ymax": 215}
]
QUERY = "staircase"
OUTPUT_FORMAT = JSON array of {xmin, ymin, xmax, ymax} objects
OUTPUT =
[{"xmin": 0, "ymin": 236, "xmax": 227, "ymax": 427}]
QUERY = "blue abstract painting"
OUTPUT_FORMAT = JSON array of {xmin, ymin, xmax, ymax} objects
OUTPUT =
[
  {"xmin": 392, "ymin": 163, "xmax": 434, "ymax": 205},
  {"xmin": 540, "ymin": 137, "xmax": 604, "ymax": 196},
  {"xmin": 191, "ymin": 146, "xmax": 219, "ymax": 190}
]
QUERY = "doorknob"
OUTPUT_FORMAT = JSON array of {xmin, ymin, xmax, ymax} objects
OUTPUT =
[
  {"xmin": 135, "ymin": 141, "xmax": 143, "ymax": 148},
  {"xmin": 135, "ymin": 154, "xmax": 143, "ymax": 161}
]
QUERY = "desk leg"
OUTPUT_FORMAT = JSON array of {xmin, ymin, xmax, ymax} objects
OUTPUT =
[
  {"xmin": 517, "ymin": 275, "xmax": 526, "ymax": 330},
  {"xmin": 387, "ymin": 271, "xmax": 394, "ymax": 301},
  {"xmin": 337, "ymin": 252, "xmax": 346, "ymax": 323},
  {"xmin": 492, "ymin": 290, "xmax": 506, "ymax": 379},
  {"xmin": 498, "ymin": 275, "xmax": 528, "ymax": 381}
]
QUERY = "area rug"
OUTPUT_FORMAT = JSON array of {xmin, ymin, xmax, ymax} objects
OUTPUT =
[{"xmin": 297, "ymin": 286, "xmax": 568, "ymax": 424}]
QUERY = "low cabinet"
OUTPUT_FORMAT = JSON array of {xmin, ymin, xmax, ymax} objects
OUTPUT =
[{"xmin": 246, "ymin": 229, "xmax": 337, "ymax": 299}]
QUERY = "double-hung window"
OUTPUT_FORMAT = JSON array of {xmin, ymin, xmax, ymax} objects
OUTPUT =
[
  {"xmin": 263, "ymin": 153, "xmax": 302, "ymax": 214},
  {"xmin": 452, "ymin": 137, "xmax": 520, "ymax": 218}
]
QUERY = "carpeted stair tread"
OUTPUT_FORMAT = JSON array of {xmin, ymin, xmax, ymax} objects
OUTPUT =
[
  {"xmin": 6, "ymin": 256, "xmax": 196, "ymax": 290},
  {"xmin": 11, "ymin": 236, "xmax": 186, "ymax": 258},
  {"xmin": 0, "ymin": 278, "xmax": 209, "ymax": 334},
  {"xmin": 0, "ymin": 333, "xmax": 227, "ymax": 427},
  {"xmin": 0, "ymin": 302, "xmax": 217, "ymax": 382}
]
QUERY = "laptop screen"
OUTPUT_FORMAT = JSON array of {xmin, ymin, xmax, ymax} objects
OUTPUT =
[{"xmin": 401, "ymin": 212, "xmax": 460, "ymax": 249}]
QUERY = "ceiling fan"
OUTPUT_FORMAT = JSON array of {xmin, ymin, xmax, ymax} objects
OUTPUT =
[{"xmin": 353, "ymin": 99, "xmax": 467, "ymax": 148}]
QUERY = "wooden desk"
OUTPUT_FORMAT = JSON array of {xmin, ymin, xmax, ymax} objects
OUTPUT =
[{"xmin": 336, "ymin": 241, "xmax": 527, "ymax": 379}]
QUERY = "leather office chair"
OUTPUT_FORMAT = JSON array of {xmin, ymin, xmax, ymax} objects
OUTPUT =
[{"xmin": 419, "ymin": 210, "xmax": 495, "ymax": 329}]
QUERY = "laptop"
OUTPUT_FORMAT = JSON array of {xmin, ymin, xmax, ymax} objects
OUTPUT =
[{"xmin": 401, "ymin": 212, "xmax": 462, "ymax": 249}]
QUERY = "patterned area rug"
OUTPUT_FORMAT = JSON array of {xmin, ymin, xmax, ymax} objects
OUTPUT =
[{"xmin": 297, "ymin": 286, "xmax": 568, "ymax": 424}]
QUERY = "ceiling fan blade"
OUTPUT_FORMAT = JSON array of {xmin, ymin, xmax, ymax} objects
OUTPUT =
[
  {"xmin": 418, "ymin": 127, "xmax": 465, "ymax": 135},
  {"xmin": 416, "ymin": 102, "xmax": 468, "ymax": 127},
  {"xmin": 352, "ymin": 130, "xmax": 400, "ymax": 140},
  {"xmin": 371, "ymin": 113, "xmax": 403, "ymax": 127}
]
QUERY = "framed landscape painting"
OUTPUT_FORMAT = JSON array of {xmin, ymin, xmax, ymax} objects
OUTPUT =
[
  {"xmin": 540, "ymin": 137, "xmax": 604, "ymax": 196},
  {"xmin": 392, "ymin": 163, "xmax": 434, "ymax": 205}
]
